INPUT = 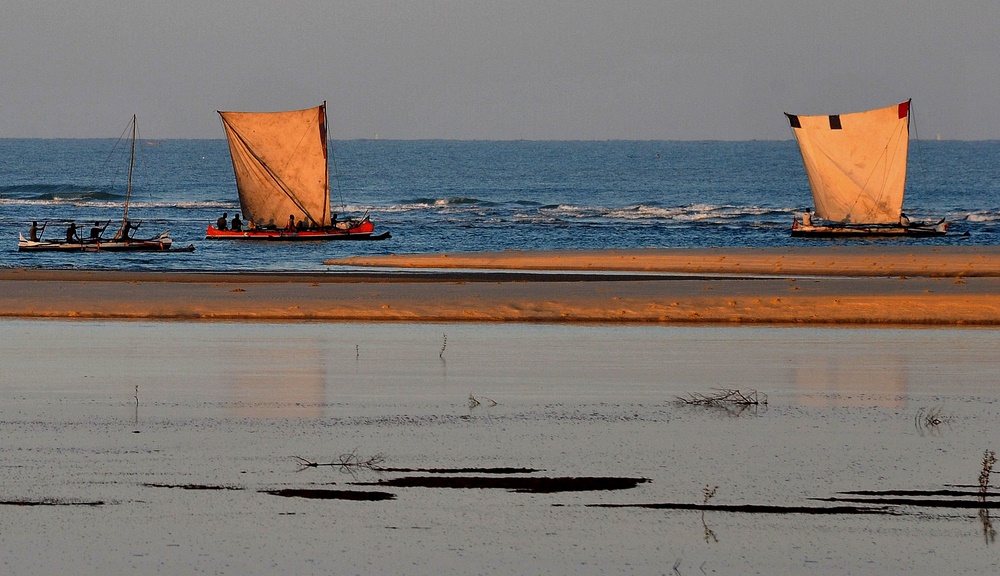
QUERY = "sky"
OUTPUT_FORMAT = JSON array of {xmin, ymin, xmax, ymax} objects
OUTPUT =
[{"xmin": 3, "ymin": 0, "xmax": 998, "ymax": 140}]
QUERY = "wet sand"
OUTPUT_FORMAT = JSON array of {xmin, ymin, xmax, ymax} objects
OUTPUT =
[
  {"xmin": 3, "ymin": 246, "xmax": 1000, "ymax": 324},
  {"xmin": 2, "ymin": 322, "xmax": 1000, "ymax": 575}
]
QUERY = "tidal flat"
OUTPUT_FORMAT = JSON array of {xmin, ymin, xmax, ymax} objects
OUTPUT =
[{"xmin": 2, "ymin": 321, "xmax": 999, "ymax": 574}]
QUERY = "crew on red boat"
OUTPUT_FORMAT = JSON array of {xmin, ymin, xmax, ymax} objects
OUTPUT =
[
  {"xmin": 285, "ymin": 214, "xmax": 296, "ymax": 232},
  {"xmin": 231, "ymin": 213, "xmax": 242, "ymax": 231},
  {"xmin": 90, "ymin": 221, "xmax": 109, "ymax": 239},
  {"xmin": 216, "ymin": 213, "xmax": 228, "ymax": 231}
]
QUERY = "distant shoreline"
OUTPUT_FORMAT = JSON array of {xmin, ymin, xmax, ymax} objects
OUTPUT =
[{"xmin": 3, "ymin": 247, "xmax": 1000, "ymax": 324}]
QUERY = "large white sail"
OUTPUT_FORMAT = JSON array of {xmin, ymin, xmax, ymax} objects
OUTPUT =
[
  {"xmin": 786, "ymin": 101, "xmax": 910, "ymax": 224},
  {"xmin": 219, "ymin": 104, "xmax": 330, "ymax": 228}
]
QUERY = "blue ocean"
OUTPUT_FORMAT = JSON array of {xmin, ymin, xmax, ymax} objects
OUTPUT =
[{"xmin": 0, "ymin": 137, "xmax": 998, "ymax": 271}]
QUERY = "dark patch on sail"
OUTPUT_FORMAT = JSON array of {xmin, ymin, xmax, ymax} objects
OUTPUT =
[
  {"xmin": 262, "ymin": 488, "xmax": 395, "ymax": 501},
  {"xmin": 829, "ymin": 115, "xmax": 842, "ymax": 130},
  {"xmin": 355, "ymin": 476, "xmax": 650, "ymax": 493},
  {"xmin": 785, "ymin": 113, "xmax": 800, "ymax": 128}
]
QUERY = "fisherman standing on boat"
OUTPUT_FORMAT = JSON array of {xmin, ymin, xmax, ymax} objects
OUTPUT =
[
  {"xmin": 217, "ymin": 213, "xmax": 228, "ymax": 231},
  {"xmin": 65, "ymin": 222, "xmax": 79, "ymax": 243},
  {"xmin": 90, "ymin": 221, "xmax": 109, "ymax": 240},
  {"xmin": 29, "ymin": 221, "xmax": 45, "ymax": 242}
]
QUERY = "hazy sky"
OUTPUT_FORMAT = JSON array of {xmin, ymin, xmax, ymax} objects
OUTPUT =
[{"xmin": 4, "ymin": 1, "xmax": 997, "ymax": 139}]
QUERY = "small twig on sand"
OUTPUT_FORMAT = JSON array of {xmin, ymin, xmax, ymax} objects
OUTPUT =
[{"xmin": 469, "ymin": 395, "xmax": 498, "ymax": 409}]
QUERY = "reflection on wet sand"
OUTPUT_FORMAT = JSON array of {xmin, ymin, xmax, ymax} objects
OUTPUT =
[
  {"xmin": 792, "ymin": 354, "xmax": 909, "ymax": 408},
  {"xmin": 225, "ymin": 340, "xmax": 327, "ymax": 418}
]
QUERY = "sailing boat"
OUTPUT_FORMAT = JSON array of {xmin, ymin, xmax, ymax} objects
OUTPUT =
[
  {"xmin": 206, "ymin": 102, "xmax": 390, "ymax": 241},
  {"xmin": 18, "ymin": 116, "xmax": 191, "ymax": 252},
  {"xmin": 787, "ymin": 100, "xmax": 947, "ymax": 237}
]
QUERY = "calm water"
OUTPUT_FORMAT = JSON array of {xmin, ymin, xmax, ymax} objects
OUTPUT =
[{"xmin": 1, "ymin": 136, "xmax": 998, "ymax": 271}]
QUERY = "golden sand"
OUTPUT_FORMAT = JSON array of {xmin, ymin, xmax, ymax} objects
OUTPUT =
[
  {"xmin": 325, "ymin": 246, "xmax": 1000, "ymax": 277},
  {"xmin": 4, "ymin": 247, "xmax": 1000, "ymax": 324}
]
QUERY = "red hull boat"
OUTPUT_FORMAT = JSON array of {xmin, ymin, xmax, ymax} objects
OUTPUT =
[
  {"xmin": 210, "ymin": 102, "xmax": 389, "ymax": 242},
  {"xmin": 205, "ymin": 217, "xmax": 389, "ymax": 241}
]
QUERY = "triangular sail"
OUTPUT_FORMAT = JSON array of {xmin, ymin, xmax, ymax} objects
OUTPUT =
[
  {"xmin": 218, "ymin": 104, "xmax": 330, "ymax": 228},
  {"xmin": 786, "ymin": 101, "xmax": 910, "ymax": 224}
]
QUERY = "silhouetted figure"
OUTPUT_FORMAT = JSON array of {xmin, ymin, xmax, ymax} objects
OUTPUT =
[
  {"xmin": 65, "ymin": 222, "xmax": 79, "ymax": 243},
  {"xmin": 90, "ymin": 221, "xmax": 108, "ymax": 239},
  {"xmin": 119, "ymin": 219, "xmax": 139, "ymax": 240},
  {"xmin": 29, "ymin": 221, "xmax": 44, "ymax": 242},
  {"xmin": 217, "ymin": 212, "xmax": 228, "ymax": 231}
]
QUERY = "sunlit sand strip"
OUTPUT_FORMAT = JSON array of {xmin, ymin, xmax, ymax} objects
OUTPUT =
[
  {"xmin": 325, "ymin": 246, "xmax": 1000, "ymax": 277},
  {"xmin": 1, "ymin": 262, "xmax": 1000, "ymax": 325}
]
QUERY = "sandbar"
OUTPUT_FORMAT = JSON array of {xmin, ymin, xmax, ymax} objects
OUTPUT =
[
  {"xmin": 3, "ymin": 246, "xmax": 1000, "ymax": 324},
  {"xmin": 326, "ymin": 246, "xmax": 1000, "ymax": 277}
]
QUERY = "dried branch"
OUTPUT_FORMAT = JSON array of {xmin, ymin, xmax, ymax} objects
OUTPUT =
[
  {"xmin": 293, "ymin": 449, "xmax": 387, "ymax": 473},
  {"xmin": 676, "ymin": 388, "xmax": 766, "ymax": 407}
]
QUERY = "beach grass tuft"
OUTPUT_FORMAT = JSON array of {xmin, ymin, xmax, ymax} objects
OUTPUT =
[{"xmin": 980, "ymin": 450, "xmax": 996, "ymax": 502}]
